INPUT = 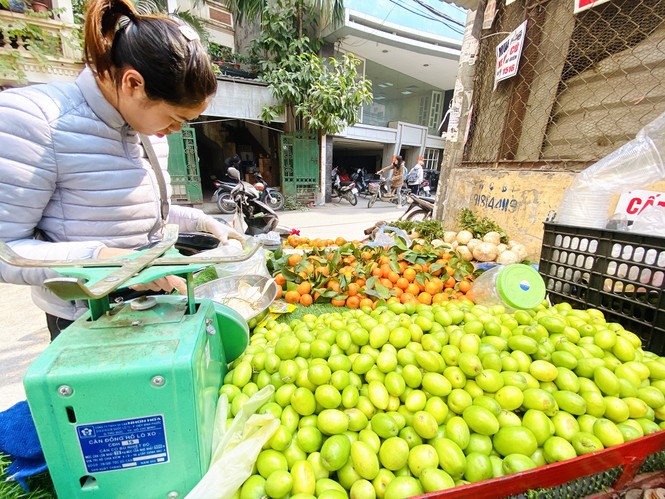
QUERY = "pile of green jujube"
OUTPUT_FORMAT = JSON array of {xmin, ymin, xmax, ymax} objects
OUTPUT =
[{"xmin": 222, "ymin": 300, "xmax": 665, "ymax": 499}]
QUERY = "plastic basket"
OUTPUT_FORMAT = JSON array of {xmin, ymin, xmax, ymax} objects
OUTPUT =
[
  {"xmin": 538, "ymin": 223, "xmax": 665, "ymax": 354},
  {"xmin": 416, "ymin": 430, "xmax": 665, "ymax": 499}
]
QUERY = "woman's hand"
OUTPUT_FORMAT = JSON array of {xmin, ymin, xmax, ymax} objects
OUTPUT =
[
  {"xmin": 97, "ymin": 247, "xmax": 187, "ymax": 294},
  {"xmin": 128, "ymin": 275, "xmax": 187, "ymax": 295},
  {"xmin": 198, "ymin": 216, "xmax": 246, "ymax": 247}
]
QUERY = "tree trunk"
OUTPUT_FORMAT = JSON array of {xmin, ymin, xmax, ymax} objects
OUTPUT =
[{"xmin": 297, "ymin": 0, "xmax": 303, "ymax": 38}]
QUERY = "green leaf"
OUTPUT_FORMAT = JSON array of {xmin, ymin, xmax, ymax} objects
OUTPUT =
[
  {"xmin": 374, "ymin": 283, "xmax": 392, "ymax": 300},
  {"xmin": 280, "ymin": 267, "xmax": 302, "ymax": 283},
  {"xmin": 366, "ymin": 275, "xmax": 379, "ymax": 289}
]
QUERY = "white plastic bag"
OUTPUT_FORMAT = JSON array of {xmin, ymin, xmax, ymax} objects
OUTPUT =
[
  {"xmin": 198, "ymin": 237, "xmax": 270, "ymax": 278},
  {"xmin": 631, "ymin": 204, "xmax": 665, "ymax": 237},
  {"xmin": 185, "ymin": 385, "xmax": 278, "ymax": 499}
]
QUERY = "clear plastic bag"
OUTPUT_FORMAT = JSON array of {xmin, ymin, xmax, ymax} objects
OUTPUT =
[
  {"xmin": 197, "ymin": 237, "xmax": 270, "ymax": 279},
  {"xmin": 630, "ymin": 204, "xmax": 665, "ymax": 236},
  {"xmin": 365, "ymin": 225, "xmax": 412, "ymax": 248},
  {"xmin": 185, "ymin": 385, "xmax": 278, "ymax": 499}
]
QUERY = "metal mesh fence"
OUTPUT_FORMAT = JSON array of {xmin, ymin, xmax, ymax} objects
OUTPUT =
[{"xmin": 466, "ymin": 0, "xmax": 665, "ymax": 167}]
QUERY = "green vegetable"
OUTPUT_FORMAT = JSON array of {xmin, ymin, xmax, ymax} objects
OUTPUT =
[
  {"xmin": 390, "ymin": 220, "xmax": 445, "ymax": 242},
  {"xmin": 192, "ymin": 265, "xmax": 219, "ymax": 287},
  {"xmin": 458, "ymin": 209, "xmax": 508, "ymax": 244}
]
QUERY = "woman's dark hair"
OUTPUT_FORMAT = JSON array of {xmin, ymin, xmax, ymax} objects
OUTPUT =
[{"xmin": 84, "ymin": 0, "xmax": 217, "ymax": 107}]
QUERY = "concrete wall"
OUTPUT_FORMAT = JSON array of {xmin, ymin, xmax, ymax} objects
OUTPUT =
[{"xmin": 444, "ymin": 169, "xmax": 665, "ymax": 260}]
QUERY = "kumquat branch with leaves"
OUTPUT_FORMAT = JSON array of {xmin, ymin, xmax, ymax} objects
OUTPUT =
[{"xmin": 268, "ymin": 236, "xmax": 480, "ymax": 310}]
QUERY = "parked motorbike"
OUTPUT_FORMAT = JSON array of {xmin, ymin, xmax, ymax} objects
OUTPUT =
[
  {"xmin": 331, "ymin": 166, "xmax": 359, "ymax": 205},
  {"xmin": 399, "ymin": 193, "xmax": 434, "ymax": 221},
  {"xmin": 423, "ymin": 169, "xmax": 439, "ymax": 194},
  {"xmin": 350, "ymin": 167, "xmax": 371, "ymax": 196},
  {"xmin": 211, "ymin": 177, "xmax": 237, "ymax": 214},
  {"xmin": 212, "ymin": 172, "xmax": 285, "ymax": 214},
  {"xmin": 227, "ymin": 167, "xmax": 279, "ymax": 235},
  {"xmin": 408, "ymin": 180, "xmax": 431, "ymax": 197},
  {"xmin": 253, "ymin": 172, "xmax": 285, "ymax": 211}
]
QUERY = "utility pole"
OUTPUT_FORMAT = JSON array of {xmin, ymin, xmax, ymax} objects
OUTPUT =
[{"xmin": 433, "ymin": 2, "xmax": 487, "ymax": 222}]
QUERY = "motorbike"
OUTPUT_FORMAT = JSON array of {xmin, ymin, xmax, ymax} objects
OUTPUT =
[
  {"xmin": 212, "ymin": 172, "xmax": 285, "ymax": 214},
  {"xmin": 331, "ymin": 167, "xmax": 359, "ymax": 205},
  {"xmin": 253, "ymin": 172, "xmax": 285, "ymax": 211},
  {"xmin": 399, "ymin": 193, "xmax": 434, "ymax": 221},
  {"xmin": 367, "ymin": 178, "xmax": 405, "ymax": 208},
  {"xmin": 407, "ymin": 180, "xmax": 431, "ymax": 197},
  {"xmin": 350, "ymin": 167, "xmax": 371, "ymax": 196},
  {"xmin": 211, "ymin": 178, "xmax": 237, "ymax": 214},
  {"xmin": 227, "ymin": 167, "xmax": 280, "ymax": 235}
]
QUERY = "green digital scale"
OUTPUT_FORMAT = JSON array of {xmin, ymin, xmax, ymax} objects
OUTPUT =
[{"xmin": 0, "ymin": 226, "xmax": 256, "ymax": 499}]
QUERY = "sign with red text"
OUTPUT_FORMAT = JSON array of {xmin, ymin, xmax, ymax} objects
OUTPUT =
[
  {"xmin": 494, "ymin": 20, "xmax": 527, "ymax": 90},
  {"xmin": 614, "ymin": 190, "xmax": 665, "ymax": 221},
  {"xmin": 574, "ymin": 0, "xmax": 611, "ymax": 14},
  {"xmin": 483, "ymin": 0, "xmax": 497, "ymax": 29}
]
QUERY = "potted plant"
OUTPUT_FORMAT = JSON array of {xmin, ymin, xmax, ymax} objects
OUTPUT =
[
  {"xmin": 208, "ymin": 42, "xmax": 232, "ymax": 66},
  {"xmin": 30, "ymin": 0, "xmax": 50, "ymax": 13}
]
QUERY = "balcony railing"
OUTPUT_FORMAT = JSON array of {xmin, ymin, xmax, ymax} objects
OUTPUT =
[{"xmin": 0, "ymin": 9, "xmax": 83, "ymax": 86}]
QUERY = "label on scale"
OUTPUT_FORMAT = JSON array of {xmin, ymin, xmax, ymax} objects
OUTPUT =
[{"xmin": 76, "ymin": 415, "xmax": 169, "ymax": 473}]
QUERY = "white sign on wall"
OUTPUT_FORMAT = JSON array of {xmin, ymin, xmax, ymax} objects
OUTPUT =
[
  {"xmin": 494, "ymin": 20, "xmax": 528, "ymax": 90},
  {"xmin": 614, "ymin": 190, "xmax": 665, "ymax": 221}
]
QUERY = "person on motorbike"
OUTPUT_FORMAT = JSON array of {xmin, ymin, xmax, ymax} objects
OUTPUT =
[
  {"xmin": 223, "ymin": 154, "xmax": 242, "ymax": 182},
  {"xmin": 377, "ymin": 155, "xmax": 406, "ymax": 205},
  {"xmin": 407, "ymin": 156, "xmax": 425, "ymax": 194},
  {"xmin": 0, "ymin": 0, "xmax": 244, "ymax": 340}
]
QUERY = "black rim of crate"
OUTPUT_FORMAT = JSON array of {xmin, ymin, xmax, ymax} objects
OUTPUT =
[{"xmin": 539, "ymin": 223, "xmax": 665, "ymax": 354}]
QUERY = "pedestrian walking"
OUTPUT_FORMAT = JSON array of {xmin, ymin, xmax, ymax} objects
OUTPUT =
[
  {"xmin": 407, "ymin": 156, "xmax": 425, "ymax": 194},
  {"xmin": 0, "ymin": 0, "xmax": 243, "ymax": 340}
]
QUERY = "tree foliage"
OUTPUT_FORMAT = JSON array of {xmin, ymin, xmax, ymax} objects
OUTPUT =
[
  {"xmin": 228, "ymin": 0, "xmax": 345, "ymax": 33},
  {"xmin": 248, "ymin": 0, "xmax": 372, "ymax": 135}
]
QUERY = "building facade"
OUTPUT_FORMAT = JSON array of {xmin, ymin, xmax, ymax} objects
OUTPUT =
[
  {"xmin": 1, "ymin": 0, "xmax": 467, "ymax": 206},
  {"xmin": 321, "ymin": 2, "xmax": 467, "ymax": 194}
]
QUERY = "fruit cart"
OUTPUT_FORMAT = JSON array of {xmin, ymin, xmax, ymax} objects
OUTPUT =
[{"xmin": 419, "ymin": 430, "xmax": 665, "ymax": 498}]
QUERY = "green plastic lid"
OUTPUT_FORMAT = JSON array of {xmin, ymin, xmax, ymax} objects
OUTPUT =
[{"xmin": 496, "ymin": 264, "xmax": 546, "ymax": 310}]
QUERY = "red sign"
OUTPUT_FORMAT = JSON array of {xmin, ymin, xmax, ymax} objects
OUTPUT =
[{"xmin": 574, "ymin": 0, "xmax": 611, "ymax": 14}]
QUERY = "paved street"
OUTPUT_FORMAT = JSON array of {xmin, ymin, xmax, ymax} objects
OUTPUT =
[{"xmin": 0, "ymin": 198, "xmax": 406, "ymax": 410}]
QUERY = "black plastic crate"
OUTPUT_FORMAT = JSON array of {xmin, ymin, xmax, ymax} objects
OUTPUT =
[{"xmin": 538, "ymin": 223, "xmax": 665, "ymax": 354}]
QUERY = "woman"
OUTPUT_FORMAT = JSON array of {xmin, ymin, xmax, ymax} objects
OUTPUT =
[
  {"xmin": 0, "ymin": 0, "xmax": 243, "ymax": 339},
  {"xmin": 377, "ymin": 155, "xmax": 407, "ymax": 206}
]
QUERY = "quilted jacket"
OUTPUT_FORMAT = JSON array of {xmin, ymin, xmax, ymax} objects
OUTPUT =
[{"xmin": 0, "ymin": 67, "xmax": 206, "ymax": 319}]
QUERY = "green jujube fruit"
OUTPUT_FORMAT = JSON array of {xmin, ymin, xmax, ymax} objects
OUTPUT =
[
  {"xmin": 543, "ymin": 436, "xmax": 577, "ymax": 463},
  {"xmin": 571, "ymin": 431, "xmax": 604, "ymax": 455},
  {"xmin": 432, "ymin": 438, "xmax": 467, "ymax": 479},
  {"xmin": 553, "ymin": 390, "xmax": 587, "ymax": 415},
  {"xmin": 464, "ymin": 452, "xmax": 493, "ymax": 483},
  {"xmin": 502, "ymin": 454, "xmax": 538, "ymax": 474},
  {"xmin": 493, "ymin": 426, "xmax": 538, "ymax": 457},
  {"xmin": 462, "ymin": 405, "xmax": 500, "ymax": 436},
  {"xmin": 522, "ymin": 388, "xmax": 558, "ymax": 416}
]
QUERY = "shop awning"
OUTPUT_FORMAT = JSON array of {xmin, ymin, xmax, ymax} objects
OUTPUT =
[{"xmin": 204, "ymin": 78, "xmax": 286, "ymax": 123}]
